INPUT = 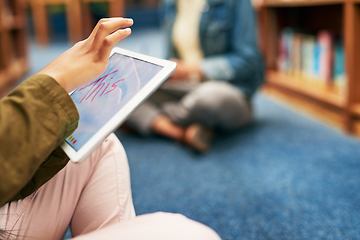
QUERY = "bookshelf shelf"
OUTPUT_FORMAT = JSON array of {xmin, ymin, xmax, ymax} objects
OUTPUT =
[
  {"xmin": 259, "ymin": 0, "xmax": 360, "ymax": 135},
  {"xmin": 267, "ymin": 71, "xmax": 345, "ymax": 108},
  {"xmin": 0, "ymin": 0, "xmax": 28, "ymax": 98},
  {"xmin": 265, "ymin": 0, "xmax": 345, "ymax": 7},
  {"xmin": 350, "ymin": 104, "xmax": 360, "ymax": 117}
]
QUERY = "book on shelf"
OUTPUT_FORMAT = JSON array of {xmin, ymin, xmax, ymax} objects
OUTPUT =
[
  {"xmin": 277, "ymin": 28, "xmax": 346, "ymax": 92},
  {"xmin": 301, "ymin": 35, "xmax": 316, "ymax": 79},
  {"xmin": 333, "ymin": 40, "xmax": 346, "ymax": 92},
  {"xmin": 292, "ymin": 33, "xmax": 302, "ymax": 77},
  {"xmin": 317, "ymin": 31, "xmax": 333, "ymax": 82},
  {"xmin": 277, "ymin": 28, "xmax": 293, "ymax": 73}
]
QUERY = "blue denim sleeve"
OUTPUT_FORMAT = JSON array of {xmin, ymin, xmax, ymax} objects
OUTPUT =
[
  {"xmin": 200, "ymin": 0, "xmax": 264, "ymax": 96},
  {"xmin": 160, "ymin": 0, "xmax": 178, "ymax": 60}
]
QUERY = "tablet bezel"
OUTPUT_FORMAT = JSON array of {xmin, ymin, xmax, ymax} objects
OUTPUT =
[{"xmin": 60, "ymin": 47, "xmax": 176, "ymax": 163}]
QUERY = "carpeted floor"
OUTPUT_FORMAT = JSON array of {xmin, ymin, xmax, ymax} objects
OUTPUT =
[
  {"xmin": 23, "ymin": 28, "xmax": 360, "ymax": 240},
  {"xmin": 115, "ymin": 93, "xmax": 360, "ymax": 240}
]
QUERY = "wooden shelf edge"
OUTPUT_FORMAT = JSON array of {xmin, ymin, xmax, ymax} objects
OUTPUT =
[
  {"xmin": 353, "ymin": 120, "xmax": 360, "ymax": 138},
  {"xmin": 350, "ymin": 103, "xmax": 360, "ymax": 116},
  {"xmin": 266, "ymin": 71, "xmax": 346, "ymax": 108},
  {"xmin": 264, "ymin": 0, "xmax": 346, "ymax": 7},
  {"xmin": 262, "ymin": 85, "xmax": 347, "ymax": 132}
]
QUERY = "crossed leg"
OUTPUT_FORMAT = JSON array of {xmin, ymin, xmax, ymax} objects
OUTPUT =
[
  {"xmin": 0, "ymin": 133, "xmax": 135, "ymax": 239},
  {"xmin": 0, "ymin": 133, "xmax": 221, "ymax": 240}
]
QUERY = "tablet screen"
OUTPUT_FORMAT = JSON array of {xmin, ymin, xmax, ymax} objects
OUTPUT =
[{"xmin": 65, "ymin": 53, "xmax": 163, "ymax": 151}]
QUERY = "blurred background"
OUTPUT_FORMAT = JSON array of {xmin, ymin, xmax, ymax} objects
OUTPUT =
[{"xmin": 1, "ymin": 0, "xmax": 360, "ymax": 239}]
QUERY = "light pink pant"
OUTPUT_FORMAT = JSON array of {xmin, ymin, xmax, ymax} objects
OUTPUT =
[{"xmin": 0, "ymin": 133, "xmax": 221, "ymax": 240}]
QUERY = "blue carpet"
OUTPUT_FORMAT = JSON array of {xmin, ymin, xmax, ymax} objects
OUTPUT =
[{"xmin": 114, "ymin": 94, "xmax": 360, "ymax": 240}]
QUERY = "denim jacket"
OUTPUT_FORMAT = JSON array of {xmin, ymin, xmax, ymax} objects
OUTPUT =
[{"xmin": 161, "ymin": 0, "xmax": 264, "ymax": 97}]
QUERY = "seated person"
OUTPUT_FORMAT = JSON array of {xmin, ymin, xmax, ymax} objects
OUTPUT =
[
  {"xmin": 0, "ymin": 18, "xmax": 221, "ymax": 240},
  {"xmin": 125, "ymin": 0, "xmax": 265, "ymax": 152}
]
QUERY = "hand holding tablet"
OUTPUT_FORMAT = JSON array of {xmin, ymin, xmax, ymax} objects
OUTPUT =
[{"xmin": 61, "ymin": 48, "xmax": 176, "ymax": 162}]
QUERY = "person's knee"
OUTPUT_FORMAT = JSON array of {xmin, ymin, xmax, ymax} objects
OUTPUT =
[
  {"xmin": 149, "ymin": 212, "xmax": 221, "ymax": 240},
  {"xmin": 86, "ymin": 133, "xmax": 127, "ymax": 166},
  {"xmin": 184, "ymin": 82, "xmax": 237, "ymax": 111}
]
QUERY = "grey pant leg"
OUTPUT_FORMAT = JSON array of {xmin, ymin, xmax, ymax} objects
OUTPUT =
[
  {"xmin": 125, "ymin": 88, "xmax": 185, "ymax": 136},
  {"xmin": 125, "ymin": 102, "xmax": 161, "ymax": 136},
  {"xmin": 162, "ymin": 81, "xmax": 252, "ymax": 131}
]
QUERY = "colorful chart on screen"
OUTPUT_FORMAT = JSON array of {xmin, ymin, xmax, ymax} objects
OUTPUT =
[{"xmin": 61, "ymin": 48, "xmax": 176, "ymax": 162}]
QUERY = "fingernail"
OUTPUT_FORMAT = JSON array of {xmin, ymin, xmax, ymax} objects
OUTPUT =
[
  {"xmin": 124, "ymin": 28, "xmax": 131, "ymax": 33},
  {"xmin": 126, "ymin": 18, "xmax": 133, "ymax": 23}
]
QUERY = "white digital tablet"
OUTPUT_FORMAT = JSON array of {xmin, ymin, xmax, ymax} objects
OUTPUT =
[{"xmin": 60, "ymin": 47, "xmax": 176, "ymax": 163}]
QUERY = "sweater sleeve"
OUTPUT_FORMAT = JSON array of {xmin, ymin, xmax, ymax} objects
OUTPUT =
[{"xmin": 0, "ymin": 74, "xmax": 79, "ymax": 206}]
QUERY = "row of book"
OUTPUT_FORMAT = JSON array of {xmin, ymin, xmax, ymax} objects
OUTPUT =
[{"xmin": 277, "ymin": 28, "xmax": 346, "ymax": 91}]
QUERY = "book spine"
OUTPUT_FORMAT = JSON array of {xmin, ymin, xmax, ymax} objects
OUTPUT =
[{"xmin": 317, "ymin": 31, "xmax": 333, "ymax": 83}]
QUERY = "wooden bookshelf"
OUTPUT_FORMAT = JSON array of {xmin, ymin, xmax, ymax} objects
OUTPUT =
[
  {"xmin": 267, "ymin": 71, "xmax": 346, "ymax": 108},
  {"xmin": 259, "ymin": 0, "xmax": 360, "ymax": 135},
  {"xmin": 350, "ymin": 103, "xmax": 360, "ymax": 116},
  {"xmin": 0, "ymin": 0, "xmax": 28, "ymax": 98}
]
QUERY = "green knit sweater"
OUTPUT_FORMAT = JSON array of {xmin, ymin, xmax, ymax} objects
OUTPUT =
[{"xmin": 0, "ymin": 74, "xmax": 79, "ymax": 206}]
